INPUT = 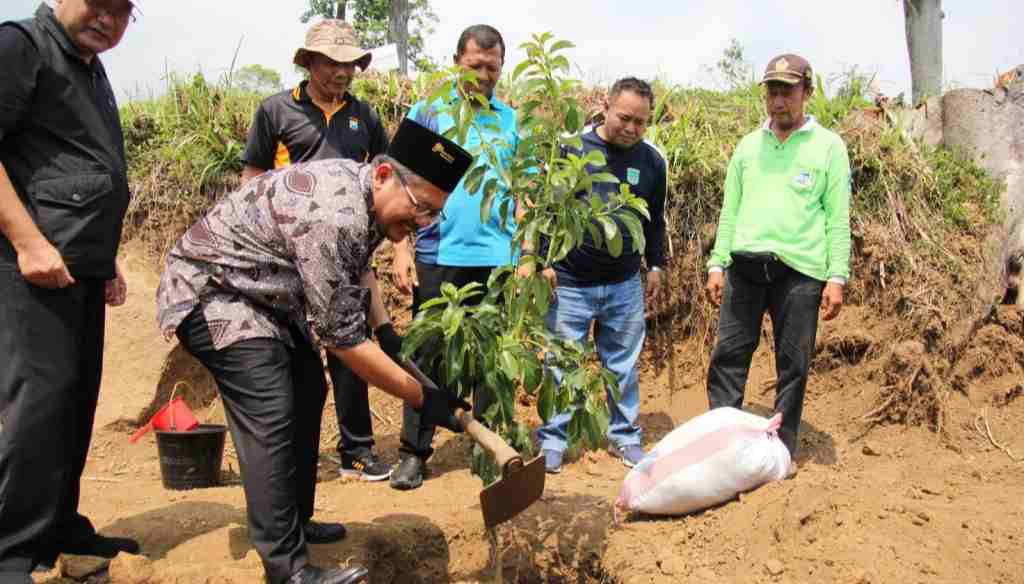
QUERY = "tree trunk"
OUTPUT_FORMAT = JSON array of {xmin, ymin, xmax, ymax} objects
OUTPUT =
[
  {"xmin": 389, "ymin": 0, "xmax": 411, "ymax": 75},
  {"xmin": 904, "ymin": 0, "xmax": 943, "ymax": 104},
  {"xmin": 336, "ymin": 1, "xmax": 346, "ymax": 20}
]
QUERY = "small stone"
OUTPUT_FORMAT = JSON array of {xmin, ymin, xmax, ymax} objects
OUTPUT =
[
  {"xmin": 658, "ymin": 556, "xmax": 686, "ymax": 576},
  {"xmin": 764, "ymin": 559, "xmax": 785, "ymax": 576},
  {"xmin": 862, "ymin": 443, "xmax": 882, "ymax": 456},
  {"xmin": 61, "ymin": 555, "xmax": 111, "ymax": 580},
  {"xmin": 108, "ymin": 553, "xmax": 153, "ymax": 584}
]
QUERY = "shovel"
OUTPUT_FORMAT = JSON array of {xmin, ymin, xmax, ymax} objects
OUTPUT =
[
  {"xmin": 456, "ymin": 410, "xmax": 546, "ymax": 528},
  {"xmin": 400, "ymin": 360, "xmax": 545, "ymax": 528}
]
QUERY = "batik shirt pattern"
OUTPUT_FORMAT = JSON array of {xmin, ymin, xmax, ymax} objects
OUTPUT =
[{"xmin": 156, "ymin": 159, "xmax": 385, "ymax": 350}]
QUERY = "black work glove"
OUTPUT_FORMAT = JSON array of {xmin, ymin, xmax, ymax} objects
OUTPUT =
[
  {"xmin": 374, "ymin": 323, "xmax": 403, "ymax": 362},
  {"xmin": 401, "ymin": 361, "xmax": 471, "ymax": 433}
]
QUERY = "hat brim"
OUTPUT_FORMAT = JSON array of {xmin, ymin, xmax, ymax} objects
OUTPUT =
[
  {"xmin": 294, "ymin": 46, "xmax": 372, "ymax": 70},
  {"xmin": 760, "ymin": 73, "xmax": 804, "ymax": 85}
]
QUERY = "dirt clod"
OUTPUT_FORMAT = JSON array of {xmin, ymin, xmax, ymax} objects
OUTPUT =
[
  {"xmin": 109, "ymin": 553, "xmax": 154, "ymax": 584},
  {"xmin": 61, "ymin": 555, "xmax": 110, "ymax": 580},
  {"xmin": 764, "ymin": 559, "xmax": 786, "ymax": 576},
  {"xmin": 657, "ymin": 555, "xmax": 685, "ymax": 576}
]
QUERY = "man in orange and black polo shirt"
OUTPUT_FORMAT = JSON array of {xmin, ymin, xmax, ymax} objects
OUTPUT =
[{"xmin": 242, "ymin": 19, "xmax": 394, "ymax": 485}]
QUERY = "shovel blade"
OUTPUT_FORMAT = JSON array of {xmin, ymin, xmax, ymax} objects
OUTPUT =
[{"xmin": 479, "ymin": 455, "xmax": 546, "ymax": 528}]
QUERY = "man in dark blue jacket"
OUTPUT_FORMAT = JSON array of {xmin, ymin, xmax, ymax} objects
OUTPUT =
[
  {"xmin": 0, "ymin": 1, "xmax": 140, "ymax": 580},
  {"xmin": 536, "ymin": 77, "xmax": 668, "ymax": 474}
]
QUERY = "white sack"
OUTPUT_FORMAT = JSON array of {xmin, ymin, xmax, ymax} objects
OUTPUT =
[{"xmin": 616, "ymin": 407, "xmax": 791, "ymax": 516}]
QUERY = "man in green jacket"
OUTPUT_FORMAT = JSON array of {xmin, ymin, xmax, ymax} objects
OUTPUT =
[{"xmin": 705, "ymin": 54, "xmax": 851, "ymax": 465}]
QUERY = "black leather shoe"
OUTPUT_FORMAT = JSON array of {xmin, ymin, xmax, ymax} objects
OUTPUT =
[
  {"xmin": 62, "ymin": 534, "xmax": 140, "ymax": 558},
  {"xmin": 285, "ymin": 565, "xmax": 369, "ymax": 584},
  {"xmin": 389, "ymin": 456, "xmax": 424, "ymax": 491},
  {"xmin": 303, "ymin": 520, "xmax": 347, "ymax": 544}
]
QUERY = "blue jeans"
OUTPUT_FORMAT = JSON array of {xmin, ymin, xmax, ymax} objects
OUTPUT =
[
  {"xmin": 538, "ymin": 274, "xmax": 645, "ymax": 453},
  {"xmin": 706, "ymin": 268, "xmax": 824, "ymax": 455}
]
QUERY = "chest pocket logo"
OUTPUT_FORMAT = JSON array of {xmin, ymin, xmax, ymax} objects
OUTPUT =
[
  {"xmin": 627, "ymin": 167, "xmax": 640, "ymax": 186},
  {"xmin": 792, "ymin": 171, "xmax": 814, "ymax": 189},
  {"xmin": 349, "ymin": 117, "xmax": 360, "ymax": 131}
]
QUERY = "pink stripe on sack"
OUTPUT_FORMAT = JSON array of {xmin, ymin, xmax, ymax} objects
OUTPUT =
[{"xmin": 617, "ymin": 413, "xmax": 783, "ymax": 509}]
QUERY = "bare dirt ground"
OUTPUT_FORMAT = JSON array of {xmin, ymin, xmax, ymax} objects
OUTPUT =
[{"xmin": 34, "ymin": 244, "xmax": 1024, "ymax": 584}]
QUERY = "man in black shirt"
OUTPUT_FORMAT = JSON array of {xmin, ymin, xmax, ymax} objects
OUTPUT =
[
  {"xmin": 0, "ymin": 1, "xmax": 140, "ymax": 580},
  {"xmin": 241, "ymin": 20, "xmax": 394, "ymax": 485},
  {"xmin": 535, "ymin": 77, "xmax": 668, "ymax": 474}
]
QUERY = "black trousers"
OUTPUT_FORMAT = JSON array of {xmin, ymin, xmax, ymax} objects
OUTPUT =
[
  {"xmin": 706, "ymin": 268, "xmax": 825, "ymax": 455},
  {"xmin": 0, "ymin": 272, "xmax": 106, "ymax": 572},
  {"xmin": 176, "ymin": 310, "xmax": 327, "ymax": 584},
  {"xmin": 325, "ymin": 353, "xmax": 374, "ymax": 457},
  {"xmin": 398, "ymin": 262, "xmax": 496, "ymax": 461}
]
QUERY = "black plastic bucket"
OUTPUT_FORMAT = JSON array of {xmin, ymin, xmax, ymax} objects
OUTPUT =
[{"xmin": 155, "ymin": 424, "xmax": 227, "ymax": 490}]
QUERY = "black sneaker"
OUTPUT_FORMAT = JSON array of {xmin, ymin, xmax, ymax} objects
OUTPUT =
[{"xmin": 339, "ymin": 451, "xmax": 392, "ymax": 482}]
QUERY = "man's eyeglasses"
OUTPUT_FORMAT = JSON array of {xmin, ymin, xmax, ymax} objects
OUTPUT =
[
  {"xmin": 394, "ymin": 167, "xmax": 446, "ymax": 224},
  {"xmin": 84, "ymin": 0, "xmax": 137, "ymax": 23}
]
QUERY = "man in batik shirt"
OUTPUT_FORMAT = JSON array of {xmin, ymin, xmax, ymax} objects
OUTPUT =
[{"xmin": 156, "ymin": 119, "xmax": 472, "ymax": 584}]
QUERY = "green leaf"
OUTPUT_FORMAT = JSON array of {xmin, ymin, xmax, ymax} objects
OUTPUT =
[
  {"xmin": 538, "ymin": 374, "xmax": 555, "ymax": 422},
  {"xmin": 608, "ymin": 228, "xmax": 623, "ymax": 257},
  {"xmin": 583, "ymin": 411, "xmax": 603, "ymax": 449},
  {"xmin": 444, "ymin": 332, "xmax": 464, "ymax": 385},
  {"xmin": 522, "ymin": 355, "xmax": 542, "ymax": 393},
  {"xmin": 533, "ymin": 274, "xmax": 552, "ymax": 316},
  {"xmin": 567, "ymin": 413, "xmax": 583, "ymax": 447},
  {"xmin": 441, "ymin": 308, "xmax": 464, "ymax": 339},
  {"xmin": 589, "ymin": 172, "xmax": 620, "ymax": 185},
  {"xmin": 463, "ymin": 164, "xmax": 486, "ymax": 195},
  {"xmin": 483, "ymin": 178, "xmax": 500, "ymax": 205},
  {"xmin": 440, "ymin": 282, "xmax": 459, "ymax": 301},
  {"xmin": 498, "ymin": 350, "xmax": 521, "ymax": 382},
  {"xmin": 549, "ymin": 55, "xmax": 570, "ymax": 73},
  {"xmin": 565, "ymin": 105, "xmax": 580, "ymax": 133},
  {"xmin": 498, "ymin": 197, "xmax": 513, "ymax": 230},
  {"xmin": 400, "ymin": 323, "xmax": 438, "ymax": 360},
  {"xmin": 497, "ymin": 377, "xmax": 516, "ymax": 424},
  {"xmin": 556, "ymin": 232, "xmax": 576, "ymax": 262},
  {"xmin": 586, "ymin": 222, "xmax": 603, "ymax": 249},
  {"xmin": 583, "ymin": 149, "xmax": 607, "ymax": 167},
  {"xmin": 596, "ymin": 216, "xmax": 618, "ymax": 244},
  {"xmin": 549, "ymin": 39, "xmax": 575, "ymax": 53},
  {"xmin": 619, "ymin": 212, "xmax": 646, "ymax": 254},
  {"xmin": 416, "ymin": 297, "xmax": 448, "ymax": 312},
  {"xmin": 511, "ymin": 59, "xmax": 532, "ymax": 82}
]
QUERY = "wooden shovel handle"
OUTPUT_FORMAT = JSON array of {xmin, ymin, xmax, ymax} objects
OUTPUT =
[{"xmin": 457, "ymin": 410, "xmax": 521, "ymax": 468}]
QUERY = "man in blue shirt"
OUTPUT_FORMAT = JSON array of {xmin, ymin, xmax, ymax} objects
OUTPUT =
[
  {"xmin": 390, "ymin": 24, "xmax": 522, "ymax": 490},
  {"xmin": 536, "ymin": 77, "xmax": 668, "ymax": 474}
]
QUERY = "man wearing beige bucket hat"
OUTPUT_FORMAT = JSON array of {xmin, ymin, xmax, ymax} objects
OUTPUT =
[{"xmin": 242, "ymin": 19, "xmax": 395, "ymax": 490}]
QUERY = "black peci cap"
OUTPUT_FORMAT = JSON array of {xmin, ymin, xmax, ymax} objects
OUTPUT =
[{"xmin": 386, "ymin": 119, "xmax": 474, "ymax": 193}]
